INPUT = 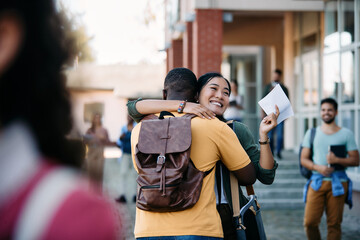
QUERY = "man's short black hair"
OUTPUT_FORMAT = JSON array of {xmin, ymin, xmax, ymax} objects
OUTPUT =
[
  {"xmin": 274, "ymin": 69, "xmax": 282, "ymax": 76},
  {"xmin": 321, "ymin": 98, "xmax": 338, "ymax": 111},
  {"xmin": 164, "ymin": 68, "xmax": 198, "ymax": 102}
]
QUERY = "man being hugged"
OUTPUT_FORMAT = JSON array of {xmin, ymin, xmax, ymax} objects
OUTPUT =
[{"xmin": 131, "ymin": 68, "xmax": 256, "ymax": 239}]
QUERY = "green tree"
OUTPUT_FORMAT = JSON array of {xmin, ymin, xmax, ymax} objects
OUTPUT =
[{"xmin": 58, "ymin": 3, "xmax": 95, "ymax": 64}]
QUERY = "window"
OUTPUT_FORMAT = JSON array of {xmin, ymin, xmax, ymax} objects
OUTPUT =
[
  {"xmin": 358, "ymin": 48, "xmax": 360, "ymax": 103},
  {"xmin": 358, "ymin": 0, "xmax": 360, "ymax": 41},
  {"xmin": 341, "ymin": 0, "xmax": 355, "ymax": 46},
  {"xmin": 341, "ymin": 110, "xmax": 355, "ymax": 132},
  {"xmin": 304, "ymin": 61, "xmax": 311, "ymax": 106},
  {"xmin": 303, "ymin": 58, "xmax": 319, "ymax": 106},
  {"xmin": 304, "ymin": 118, "xmax": 309, "ymax": 134},
  {"xmin": 84, "ymin": 102, "xmax": 104, "ymax": 123},
  {"xmin": 324, "ymin": 0, "xmax": 339, "ymax": 53},
  {"xmin": 358, "ymin": 111, "xmax": 360, "ymax": 146},
  {"xmin": 341, "ymin": 50, "xmax": 355, "ymax": 103},
  {"xmin": 323, "ymin": 0, "xmax": 360, "ymax": 188},
  {"xmin": 323, "ymin": 53, "xmax": 340, "ymax": 99}
]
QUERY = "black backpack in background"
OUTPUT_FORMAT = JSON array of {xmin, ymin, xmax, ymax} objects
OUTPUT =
[{"xmin": 299, "ymin": 128, "xmax": 316, "ymax": 179}]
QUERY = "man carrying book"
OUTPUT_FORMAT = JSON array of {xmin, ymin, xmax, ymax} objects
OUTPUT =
[{"xmin": 300, "ymin": 98, "xmax": 359, "ymax": 240}]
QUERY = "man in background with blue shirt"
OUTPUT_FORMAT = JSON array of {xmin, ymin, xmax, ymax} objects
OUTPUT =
[
  {"xmin": 300, "ymin": 98, "xmax": 359, "ymax": 240},
  {"xmin": 116, "ymin": 115, "xmax": 137, "ymax": 203}
]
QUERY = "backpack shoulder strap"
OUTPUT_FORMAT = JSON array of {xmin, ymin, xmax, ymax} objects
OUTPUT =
[
  {"xmin": 140, "ymin": 114, "xmax": 158, "ymax": 121},
  {"xmin": 310, "ymin": 127, "xmax": 316, "ymax": 159},
  {"xmin": 246, "ymin": 185, "xmax": 255, "ymax": 195},
  {"xmin": 215, "ymin": 162, "xmax": 222, "ymax": 205},
  {"xmin": 159, "ymin": 111, "xmax": 175, "ymax": 119},
  {"xmin": 230, "ymin": 173, "xmax": 240, "ymax": 217},
  {"xmin": 310, "ymin": 127, "xmax": 316, "ymax": 147}
]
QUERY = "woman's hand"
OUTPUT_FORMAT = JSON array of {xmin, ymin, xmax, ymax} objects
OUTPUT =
[
  {"xmin": 259, "ymin": 105, "xmax": 280, "ymax": 137},
  {"xmin": 183, "ymin": 102, "xmax": 216, "ymax": 119}
]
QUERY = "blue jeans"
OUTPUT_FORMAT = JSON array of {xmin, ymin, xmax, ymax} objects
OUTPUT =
[
  {"xmin": 268, "ymin": 121, "xmax": 284, "ymax": 155},
  {"xmin": 137, "ymin": 236, "xmax": 222, "ymax": 240}
]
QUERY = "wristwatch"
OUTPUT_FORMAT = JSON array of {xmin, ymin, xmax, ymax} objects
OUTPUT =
[{"xmin": 258, "ymin": 137, "xmax": 270, "ymax": 145}]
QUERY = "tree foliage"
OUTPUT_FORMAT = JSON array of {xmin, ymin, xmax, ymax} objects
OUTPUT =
[{"xmin": 58, "ymin": 3, "xmax": 95, "ymax": 64}]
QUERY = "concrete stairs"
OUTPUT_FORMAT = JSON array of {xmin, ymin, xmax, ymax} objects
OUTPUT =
[{"xmin": 251, "ymin": 150, "xmax": 308, "ymax": 209}]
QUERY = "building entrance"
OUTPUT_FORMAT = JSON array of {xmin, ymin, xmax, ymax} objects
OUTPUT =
[{"xmin": 222, "ymin": 46, "xmax": 263, "ymax": 139}]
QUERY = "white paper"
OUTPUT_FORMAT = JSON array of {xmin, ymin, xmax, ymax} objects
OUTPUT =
[{"xmin": 258, "ymin": 84, "xmax": 294, "ymax": 124}]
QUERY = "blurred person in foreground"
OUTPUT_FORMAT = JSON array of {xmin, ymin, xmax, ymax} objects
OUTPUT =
[{"xmin": 0, "ymin": 0, "xmax": 121, "ymax": 239}]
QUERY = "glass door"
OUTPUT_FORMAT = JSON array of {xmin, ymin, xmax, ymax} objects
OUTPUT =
[
  {"xmin": 296, "ymin": 50, "xmax": 321, "ymax": 145},
  {"xmin": 229, "ymin": 54, "xmax": 261, "ymax": 139}
]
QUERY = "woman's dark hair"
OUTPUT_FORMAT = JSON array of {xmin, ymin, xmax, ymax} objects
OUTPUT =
[
  {"xmin": 197, "ymin": 72, "xmax": 231, "ymax": 95},
  {"xmin": 0, "ymin": 0, "xmax": 80, "ymax": 167}
]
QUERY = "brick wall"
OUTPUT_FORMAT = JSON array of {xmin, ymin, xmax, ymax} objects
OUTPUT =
[
  {"xmin": 168, "ymin": 39, "xmax": 183, "ymax": 70},
  {"xmin": 193, "ymin": 9, "xmax": 223, "ymax": 77}
]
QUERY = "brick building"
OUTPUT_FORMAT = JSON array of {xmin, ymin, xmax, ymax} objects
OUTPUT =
[{"xmin": 164, "ymin": 0, "xmax": 360, "ymax": 214}]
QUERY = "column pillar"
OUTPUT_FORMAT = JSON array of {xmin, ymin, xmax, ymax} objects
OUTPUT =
[
  {"xmin": 183, "ymin": 21, "xmax": 193, "ymax": 70},
  {"xmin": 193, "ymin": 9, "xmax": 223, "ymax": 77},
  {"xmin": 168, "ymin": 39, "xmax": 183, "ymax": 70}
]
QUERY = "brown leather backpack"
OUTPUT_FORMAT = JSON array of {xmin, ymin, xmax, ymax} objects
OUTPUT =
[{"xmin": 134, "ymin": 111, "xmax": 213, "ymax": 212}]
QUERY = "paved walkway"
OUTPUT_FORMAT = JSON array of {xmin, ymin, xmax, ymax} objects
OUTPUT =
[
  {"xmin": 262, "ymin": 208, "xmax": 360, "ymax": 240},
  {"xmin": 110, "ymin": 203, "xmax": 360, "ymax": 240},
  {"xmin": 103, "ymin": 154, "xmax": 360, "ymax": 240}
]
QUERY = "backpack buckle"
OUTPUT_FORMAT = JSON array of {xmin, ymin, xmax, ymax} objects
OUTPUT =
[
  {"xmin": 156, "ymin": 155, "xmax": 166, "ymax": 172},
  {"xmin": 157, "ymin": 155, "xmax": 166, "ymax": 163}
]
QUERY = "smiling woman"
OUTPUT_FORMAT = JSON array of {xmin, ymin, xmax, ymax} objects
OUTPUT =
[{"xmin": 197, "ymin": 72, "xmax": 231, "ymax": 117}]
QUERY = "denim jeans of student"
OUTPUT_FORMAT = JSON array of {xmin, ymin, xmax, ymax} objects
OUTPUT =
[
  {"xmin": 137, "ymin": 236, "xmax": 222, "ymax": 240},
  {"xmin": 268, "ymin": 121, "xmax": 284, "ymax": 155}
]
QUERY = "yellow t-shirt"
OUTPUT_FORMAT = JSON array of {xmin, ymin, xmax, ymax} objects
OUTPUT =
[{"xmin": 131, "ymin": 113, "xmax": 251, "ymax": 238}]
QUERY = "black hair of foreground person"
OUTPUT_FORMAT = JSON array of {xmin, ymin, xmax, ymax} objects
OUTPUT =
[{"xmin": 0, "ymin": 0, "xmax": 81, "ymax": 167}]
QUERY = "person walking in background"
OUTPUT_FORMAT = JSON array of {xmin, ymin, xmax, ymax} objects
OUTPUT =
[
  {"xmin": 116, "ymin": 115, "xmax": 137, "ymax": 203},
  {"xmin": 300, "ymin": 98, "xmax": 359, "ymax": 240},
  {"xmin": 263, "ymin": 69, "xmax": 289, "ymax": 159},
  {"xmin": 223, "ymin": 79, "xmax": 244, "ymax": 122},
  {"xmin": 0, "ymin": 0, "xmax": 120, "ymax": 238},
  {"xmin": 84, "ymin": 113, "xmax": 115, "ymax": 187}
]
